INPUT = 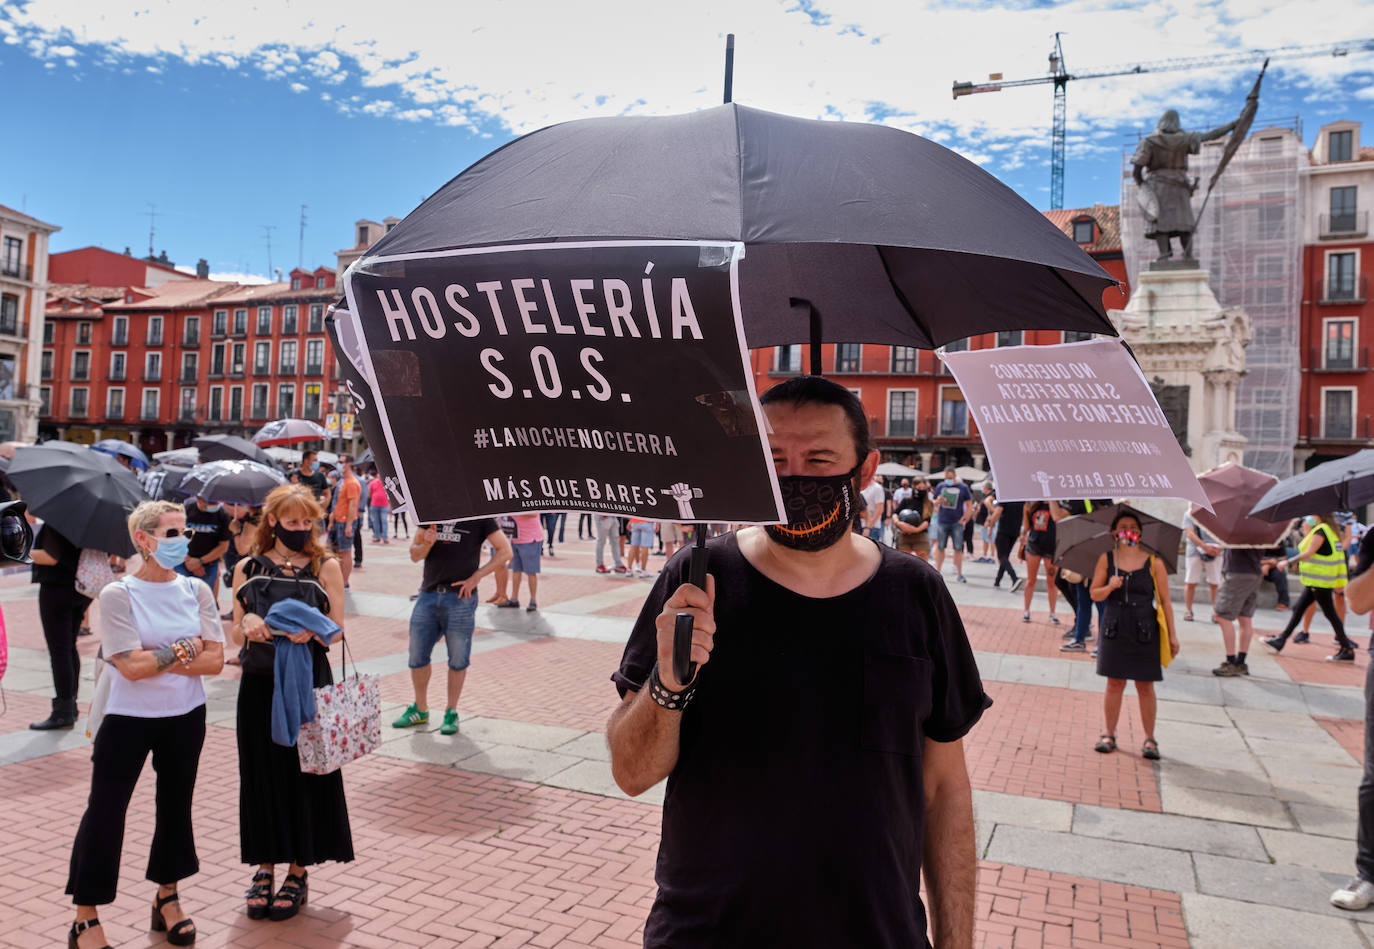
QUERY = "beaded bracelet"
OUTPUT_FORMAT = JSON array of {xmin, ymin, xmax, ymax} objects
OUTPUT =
[{"xmin": 648, "ymin": 663, "xmax": 696, "ymax": 711}]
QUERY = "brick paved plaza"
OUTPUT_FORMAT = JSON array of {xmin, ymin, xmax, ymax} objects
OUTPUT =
[{"xmin": 0, "ymin": 529, "xmax": 1369, "ymax": 948}]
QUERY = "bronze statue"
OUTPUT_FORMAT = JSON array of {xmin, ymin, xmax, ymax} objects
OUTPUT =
[{"xmin": 1132, "ymin": 64, "xmax": 1266, "ymax": 262}]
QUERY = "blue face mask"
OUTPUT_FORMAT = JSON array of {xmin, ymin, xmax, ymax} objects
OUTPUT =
[
  {"xmin": 1305, "ymin": 516, "xmax": 1319, "ymax": 528},
  {"xmin": 151, "ymin": 535, "xmax": 189, "ymax": 569},
  {"xmin": 203, "ymin": 503, "xmax": 222, "ymax": 513}
]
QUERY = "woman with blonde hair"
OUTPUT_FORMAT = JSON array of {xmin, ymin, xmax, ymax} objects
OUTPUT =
[
  {"xmin": 231, "ymin": 485, "xmax": 352, "ymax": 923},
  {"xmin": 66, "ymin": 500, "xmax": 224, "ymax": 949}
]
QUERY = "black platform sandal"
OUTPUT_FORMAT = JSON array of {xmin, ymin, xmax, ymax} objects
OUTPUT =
[
  {"xmin": 245, "ymin": 869, "xmax": 273, "ymax": 920},
  {"xmin": 68, "ymin": 918, "xmax": 110, "ymax": 949},
  {"xmin": 151, "ymin": 889, "xmax": 197, "ymax": 946},
  {"xmin": 268, "ymin": 870, "xmax": 308, "ymax": 922}
]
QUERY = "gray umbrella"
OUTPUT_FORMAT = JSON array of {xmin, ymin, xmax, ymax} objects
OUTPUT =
[
  {"xmin": 359, "ymin": 103, "xmax": 1118, "ymax": 356},
  {"xmin": 1054, "ymin": 503, "xmax": 1183, "ymax": 578},
  {"xmin": 1249, "ymin": 449, "xmax": 1374, "ymax": 522},
  {"xmin": 193, "ymin": 434, "xmax": 274, "ymax": 465}
]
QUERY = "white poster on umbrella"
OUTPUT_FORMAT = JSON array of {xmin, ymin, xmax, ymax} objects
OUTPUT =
[{"xmin": 940, "ymin": 338, "xmax": 1211, "ymax": 509}]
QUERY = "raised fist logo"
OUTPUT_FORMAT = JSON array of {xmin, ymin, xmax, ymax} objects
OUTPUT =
[
  {"xmin": 666, "ymin": 482, "xmax": 701, "ymax": 520},
  {"xmin": 1032, "ymin": 470, "xmax": 1052, "ymax": 498}
]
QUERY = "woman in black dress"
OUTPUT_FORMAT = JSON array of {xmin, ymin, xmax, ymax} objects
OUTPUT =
[
  {"xmin": 1019, "ymin": 500, "xmax": 1061, "ymax": 625},
  {"xmin": 231, "ymin": 485, "xmax": 351, "ymax": 922},
  {"xmin": 1089, "ymin": 511, "xmax": 1179, "ymax": 760}
]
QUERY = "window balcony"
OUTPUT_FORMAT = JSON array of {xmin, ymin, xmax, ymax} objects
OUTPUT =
[
  {"xmin": 210, "ymin": 325, "xmax": 227, "ymax": 339},
  {"xmin": 70, "ymin": 369, "xmax": 90, "ymax": 382},
  {"xmin": 110, "ymin": 329, "xmax": 128, "ymax": 347},
  {"xmin": 252, "ymin": 363, "xmax": 270, "ymax": 376},
  {"xmin": 1320, "ymin": 211, "xmax": 1369, "ymax": 240},
  {"xmin": 143, "ymin": 370, "xmax": 162, "ymax": 382},
  {"xmin": 230, "ymin": 326, "xmax": 248, "ymax": 338},
  {"xmin": 280, "ymin": 362, "xmax": 297, "ymax": 376},
  {"xmin": 1322, "ymin": 276, "xmax": 1368, "ymax": 305},
  {"xmin": 181, "ymin": 332, "xmax": 200, "ymax": 348},
  {"xmin": 229, "ymin": 366, "xmax": 245, "ymax": 379},
  {"xmin": 1313, "ymin": 346, "xmax": 1369, "ymax": 373},
  {"xmin": 146, "ymin": 332, "xmax": 164, "ymax": 347},
  {"xmin": 304, "ymin": 362, "xmax": 324, "ymax": 376},
  {"xmin": 140, "ymin": 410, "xmax": 161, "ymax": 422},
  {"xmin": 1, "ymin": 261, "xmax": 32, "ymax": 281},
  {"xmin": 109, "ymin": 369, "xmax": 126, "ymax": 382},
  {"xmin": 67, "ymin": 401, "xmax": 90, "ymax": 418},
  {"xmin": 179, "ymin": 369, "xmax": 198, "ymax": 383},
  {"xmin": 0, "ymin": 319, "xmax": 26, "ymax": 339},
  {"xmin": 250, "ymin": 403, "xmax": 268, "ymax": 420},
  {"xmin": 208, "ymin": 365, "xmax": 224, "ymax": 379},
  {"xmin": 1306, "ymin": 413, "xmax": 1371, "ymax": 443},
  {"xmin": 178, "ymin": 408, "xmax": 198, "ymax": 422},
  {"xmin": 106, "ymin": 407, "xmax": 124, "ymax": 421}
]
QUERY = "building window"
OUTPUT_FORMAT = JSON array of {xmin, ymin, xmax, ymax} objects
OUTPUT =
[
  {"xmin": 212, "ymin": 309, "xmax": 227, "ymax": 336},
  {"xmin": 230, "ymin": 342, "xmax": 245, "ymax": 375},
  {"xmin": 232, "ymin": 308, "xmax": 247, "ymax": 335},
  {"xmin": 181, "ymin": 352, "xmax": 198, "ymax": 382},
  {"xmin": 1328, "ymin": 252, "xmax": 1358, "ymax": 300},
  {"xmin": 229, "ymin": 386, "xmax": 243, "ymax": 421},
  {"xmin": 210, "ymin": 343, "xmax": 225, "ymax": 376},
  {"xmin": 39, "ymin": 386, "xmax": 51, "ymax": 417},
  {"xmin": 107, "ymin": 388, "xmax": 124, "ymax": 419},
  {"xmin": 209, "ymin": 386, "xmax": 223, "ymax": 421},
  {"xmin": 256, "ymin": 306, "xmax": 272, "ymax": 335},
  {"xmin": 1330, "ymin": 129, "xmax": 1354, "ymax": 163},
  {"xmin": 304, "ymin": 383, "xmax": 322, "ymax": 418},
  {"xmin": 308, "ymin": 304, "xmax": 324, "ymax": 333},
  {"xmin": 144, "ymin": 352, "xmax": 161, "ymax": 381},
  {"xmin": 253, "ymin": 341, "xmax": 271, "ymax": 375},
  {"xmin": 72, "ymin": 351, "xmax": 90, "ymax": 381},
  {"xmin": 251, "ymin": 383, "xmax": 269, "ymax": 419},
  {"xmin": 775, "ymin": 345, "xmax": 801, "ymax": 373},
  {"xmin": 1323, "ymin": 388, "xmax": 1355, "ymax": 439},
  {"xmin": 357, "ymin": 225, "xmax": 370, "ymax": 246},
  {"xmin": 939, "ymin": 386, "xmax": 968, "ymax": 436},
  {"xmin": 305, "ymin": 339, "xmax": 324, "ymax": 374},
  {"xmin": 0, "ymin": 354, "xmax": 14, "ymax": 400},
  {"xmin": 291, "ymin": 276, "xmax": 302, "ymax": 290},
  {"xmin": 77, "ymin": 322, "xmax": 92, "ymax": 345},
  {"xmin": 43, "ymin": 320, "xmax": 54, "ymax": 344},
  {"xmin": 109, "ymin": 351, "xmax": 126, "ymax": 381},
  {"xmin": 277, "ymin": 384, "xmax": 295, "ymax": 418},
  {"xmin": 0, "ymin": 295, "xmax": 18, "ymax": 336},
  {"xmin": 146, "ymin": 315, "xmax": 163, "ymax": 346},
  {"xmin": 943, "ymin": 338, "xmax": 969, "ymax": 353},
  {"xmin": 890, "ymin": 346, "xmax": 917, "ymax": 374},
  {"xmin": 183, "ymin": 315, "xmax": 199, "ymax": 346},
  {"xmin": 1, "ymin": 237, "xmax": 21, "ymax": 278},
  {"xmin": 41, "ymin": 350, "xmax": 53, "ymax": 380},
  {"xmin": 110, "ymin": 315, "xmax": 128, "ymax": 346},
  {"xmin": 315, "ymin": 275, "xmax": 326, "ymax": 289},
  {"xmin": 141, "ymin": 388, "xmax": 160, "ymax": 421},
  {"xmin": 996, "ymin": 330, "xmax": 1023, "ymax": 347},
  {"xmin": 70, "ymin": 387, "xmax": 88, "ymax": 418},
  {"xmin": 1063, "ymin": 330, "xmax": 1094, "ymax": 343},
  {"xmin": 280, "ymin": 340, "xmax": 298, "ymax": 374},
  {"xmin": 1072, "ymin": 218, "xmax": 1094, "ymax": 243},
  {"xmin": 282, "ymin": 305, "xmax": 298, "ymax": 335},
  {"xmin": 887, "ymin": 390, "xmax": 917, "ymax": 437},
  {"xmin": 1331, "ymin": 186, "xmax": 1358, "ymax": 234},
  {"xmin": 1325, "ymin": 320, "xmax": 1356, "ymax": 369},
  {"xmin": 835, "ymin": 343, "xmax": 861, "ymax": 373},
  {"xmin": 179, "ymin": 388, "xmax": 196, "ymax": 419}
]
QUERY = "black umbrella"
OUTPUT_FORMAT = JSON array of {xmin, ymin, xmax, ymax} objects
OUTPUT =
[
  {"xmin": 1249, "ymin": 449, "xmax": 1374, "ymax": 522},
  {"xmin": 144, "ymin": 463, "xmax": 194, "ymax": 501},
  {"xmin": 8, "ymin": 444, "xmax": 146, "ymax": 556},
  {"xmin": 1054, "ymin": 503, "xmax": 1182, "ymax": 578},
  {"xmin": 193, "ymin": 434, "xmax": 274, "ymax": 465},
  {"xmin": 184, "ymin": 459, "xmax": 287, "ymax": 506}
]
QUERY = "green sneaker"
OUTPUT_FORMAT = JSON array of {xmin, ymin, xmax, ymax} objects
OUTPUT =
[
  {"xmin": 392, "ymin": 703, "xmax": 429, "ymax": 728},
  {"xmin": 439, "ymin": 708, "xmax": 459, "ymax": 736}
]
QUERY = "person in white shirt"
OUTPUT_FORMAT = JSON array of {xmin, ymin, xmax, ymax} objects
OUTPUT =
[
  {"xmin": 66, "ymin": 500, "xmax": 224, "ymax": 949},
  {"xmin": 860, "ymin": 474, "xmax": 887, "ymax": 544}
]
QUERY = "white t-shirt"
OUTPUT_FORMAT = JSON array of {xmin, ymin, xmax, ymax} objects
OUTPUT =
[
  {"xmin": 861, "ymin": 482, "xmax": 886, "ymax": 522},
  {"xmin": 96, "ymin": 575, "xmax": 224, "ymax": 720}
]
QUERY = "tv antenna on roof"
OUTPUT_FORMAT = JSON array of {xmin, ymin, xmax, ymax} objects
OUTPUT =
[
  {"xmin": 298, "ymin": 204, "xmax": 308, "ymax": 269},
  {"xmin": 145, "ymin": 203, "xmax": 157, "ymax": 258},
  {"xmin": 260, "ymin": 224, "xmax": 276, "ymax": 279}
]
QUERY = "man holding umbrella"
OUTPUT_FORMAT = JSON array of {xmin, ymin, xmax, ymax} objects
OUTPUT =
[{"xmin": 607, "ymin": 377, "xmax": 989, "ymax": 948}]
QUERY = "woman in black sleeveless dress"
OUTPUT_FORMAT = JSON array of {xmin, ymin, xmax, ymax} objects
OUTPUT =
[
  {"xmin": 231, "ymin": 485, "xmax": 352, "ymax": 922},
  {"xmin": 1089, "ymin": 511, "xmax": 1179, "ymax": 760},
  {"xmin": 1019, "ymin": 500, "xmax": 1061, "ymax": 625}
]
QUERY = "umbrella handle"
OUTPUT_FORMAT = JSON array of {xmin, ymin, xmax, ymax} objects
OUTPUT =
[{"xmin": 671, "ymin": 527, "xmax": 709, "ymax": 687}]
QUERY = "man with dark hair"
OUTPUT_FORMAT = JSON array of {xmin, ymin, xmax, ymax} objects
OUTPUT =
[
  {"xmin": 607, "ymin": 374, "xmax": 989, "ymax": 949},
  {"xmin": 297, "ymin": 450, "xmax": 329, "ymax": 504}
]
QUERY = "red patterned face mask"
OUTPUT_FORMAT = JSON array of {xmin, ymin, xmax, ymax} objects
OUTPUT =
[
  {"xmin": 1116, "ymin": 528, "xmax": 1140, "ymax": 547},
  {"xmin": 765, "ymin": 464, "xmax": 861, "ymax": 552}
]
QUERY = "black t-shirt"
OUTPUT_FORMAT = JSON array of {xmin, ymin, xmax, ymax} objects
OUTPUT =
[
  {"xmin": 1025, "ymin": 502, "xmax": 1056, "ymax": 549},
  {"xmin": 184, "ymin": 500, "xmax": 232, "ymax": 560},
  {"xmin": 895, "ymin": 492, "xmax": 931, "ymax": 524},
  {"xmin": 297, "ymin": 466, "xmax": 330, "ymax": 502},
  {"xmin": 995, "ymin": 500, "xmax": 1025, "ymax": 538},
  {"xmin": 612, "ymin": 534, "xmax": 991, "ymax": 948},
  {"xmin": 1223, "ymin": 547, "xmax": 1264, "ymax": 575},
  {"xmin": 31, "ymin": 523, "xmax": 79, "ymax": 586},
  {"xmin": 420, "ymin": 518, "xmax": 499, "ymax": 592}
]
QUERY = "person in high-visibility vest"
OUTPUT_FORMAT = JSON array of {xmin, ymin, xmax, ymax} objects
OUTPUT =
[{"xmin": 1264, "ymin": 513, "xmax": 1357, "ymax": 661}]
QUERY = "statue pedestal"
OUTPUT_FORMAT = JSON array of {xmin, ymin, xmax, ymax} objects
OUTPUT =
[{"xmin": 1109, "ymin": 267, "xmax": 1251, "ymax": 522}]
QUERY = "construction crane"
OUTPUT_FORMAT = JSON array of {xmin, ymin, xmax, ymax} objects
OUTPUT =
[{"xmin": 954, "ymin": 35, "xmax": 1374, "ymax": 210}]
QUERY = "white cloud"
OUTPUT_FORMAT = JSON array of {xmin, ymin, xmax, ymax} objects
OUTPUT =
[
  {"xmin": 2, "ymin": 0, "xmax": 1372, "ymax": 159},
  {"xmin": 289, "ymin": 81, "xmax": 307, "ymax": 93},
  {"xmin": 175, "ymin": 265, "xmax": 271, "ymax": 284}
]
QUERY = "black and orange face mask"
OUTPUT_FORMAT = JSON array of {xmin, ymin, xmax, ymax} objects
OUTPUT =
[{"xmin": 764, "ymin": 463, "xmax": 861, "ymax": 552}]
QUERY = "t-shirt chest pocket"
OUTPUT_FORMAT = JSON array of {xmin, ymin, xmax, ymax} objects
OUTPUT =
[{"xmin": 860, "ymin": 651, "xmax": 933, "ymax": 757}]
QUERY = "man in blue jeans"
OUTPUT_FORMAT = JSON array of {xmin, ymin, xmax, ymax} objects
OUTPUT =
[
  {"xmin": 932, "ymin": 468, "xmax": 972, "ymax": 582},
  {"xmin": 394, "ymin": 518, "xmax": 512, "ymax": 735}
]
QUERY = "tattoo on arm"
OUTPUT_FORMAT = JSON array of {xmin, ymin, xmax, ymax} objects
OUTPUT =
[{"xmin": 152, "ymin": 646, "xmax": 178, "ymax": 671}]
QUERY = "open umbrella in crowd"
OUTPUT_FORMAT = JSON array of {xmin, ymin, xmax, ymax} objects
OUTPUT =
[
  {"xmin": 8, "ymin": 442, "xmax": 146, "ymax": 557},
  {"xmin": 1193, "ymin": 463, "xmax": 1291, "ymax": 546},
  {"xmin": 1054, "ymin": 503, "xmax": 1182, "ymax": 579},
  {"xmin": 193, "ymin": 434, "xmax": 274, "ymax": 466},
  {"xmin": 90, "ymin": 439, "xmax": 151, "ymax": 471},
  {"xmin": 251, "ymin": 418, "xmax": 329, "ymax": 447},
  {"xmin": 181, "ymin": 459, "xmax": 288, "ymax": 506},
  {"xmin": 1250, "ymin": 449, "xmax": 1374, "ymax": 522}
]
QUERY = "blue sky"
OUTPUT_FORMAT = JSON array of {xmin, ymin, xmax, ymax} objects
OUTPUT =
[{"xmin": 4, "ymin": 0, "xmax": 1374, "ymax": 283}]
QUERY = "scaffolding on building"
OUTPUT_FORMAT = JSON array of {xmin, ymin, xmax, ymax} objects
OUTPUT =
[{"xmin": 1121, "ymin": 122, "xmax": 1305, "ymax": 478}]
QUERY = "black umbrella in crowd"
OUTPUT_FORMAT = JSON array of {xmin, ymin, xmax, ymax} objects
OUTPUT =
[
  {"xmin": 8, "ymin": 443, "xmax": 146, "ymax": 556},
  {"xmin": 1054, "ymin": 503, "xmax": 1183, "ymax": 578},
  {"xmin": 1249, "ymin": 449, "xmax": 1374, "ymax": 522},
  {"xmin": 183, "ymin": 459, "xmax": 287, "ymax": 506},
  {"xmin": 353, "ymin": 99, "xmax": 1119, "ymax": 684},
  {"xmin": 193, "ymin": 434, "xmax": 274, "ymax": 465},
  {"xmin": 144, "ymin": 463, "xmax": 195, "ymax": 502}
]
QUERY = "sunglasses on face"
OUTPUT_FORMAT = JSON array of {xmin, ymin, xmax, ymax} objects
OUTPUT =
[{"xmin": 153, "ymin": 528, "xmax": 195, "ymax": 540}]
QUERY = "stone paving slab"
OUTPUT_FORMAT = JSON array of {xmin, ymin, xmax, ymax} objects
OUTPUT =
[
  {"xmin": 544, "ymin": 759, "xmax": 666, "ymax": 808},
  {"xmin": 1291, "ymin": 802, "xmax": 1359, "ymax": 840},
  {"xmin": 1258, "ymin": 826, "xmax": 1357, "ymax": 875},
  {"xmin": 452, "ymin": 743, "xmax": 586, "ymax": 785},
  {"xmin": 1072, "ymin": 803, "xmax": 1268, "ymax": 861},
  {"xmin": 1193, "ymin": 852, "xmax": 1356, "ymax": 919},
  {"xmin": 454, "ymin": 716, "xmax": 588, "ymax": 752},
  {"xmin": 1182, "ymin": 893, "xmax": 1366, "ymax": 949},
  {"xmin": 983, "ymin": 824, "xmax": 1196, "ymax": 892},
  {"xmin": 1158, "ymin": 778, "xmax": 1294, "ymax": 829}
]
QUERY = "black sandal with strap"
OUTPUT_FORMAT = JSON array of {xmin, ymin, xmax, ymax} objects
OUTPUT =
[
  {"xmin": 1094, "ymin": 734, "xmax": 1117, "ymax": 753},
  {"xmin": 68, "ymin": 917, "xmax": 110, "ymax": 949},
  {"xmin": 269, "ymin": 870, "xmax": 309, "ymax": 922},
  {"xmin": 245, "ymin": 869, "xmax": 273, "ymax": 920},
  {"xmin": 151, "ymin": 889, "xmax": 197, "ymax": 946}
]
